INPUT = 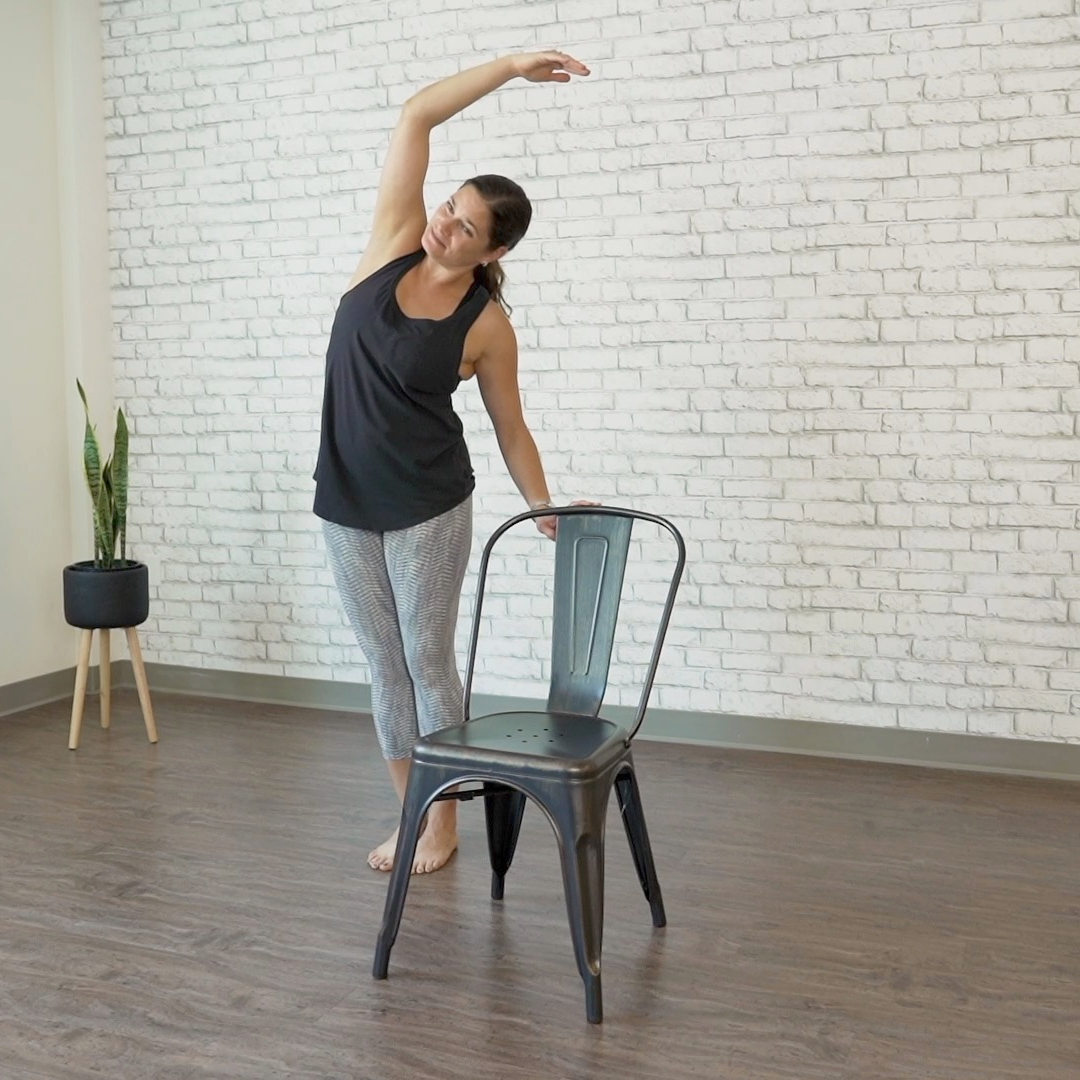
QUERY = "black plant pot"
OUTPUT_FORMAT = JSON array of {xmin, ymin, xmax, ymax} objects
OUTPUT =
[{"xmin": 63, "ymin": 560, "xmax": 150, "ymax": 630}]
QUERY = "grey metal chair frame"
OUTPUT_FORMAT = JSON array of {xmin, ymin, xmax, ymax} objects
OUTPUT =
[{"xmin": 372, "ymin": 505, "xmax": 687, "ymax": 1023}]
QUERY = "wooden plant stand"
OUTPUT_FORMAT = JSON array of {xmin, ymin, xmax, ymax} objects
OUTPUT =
[{"xmin": 68, "ymin": 627, "xmax": 158, "ymax": 750}]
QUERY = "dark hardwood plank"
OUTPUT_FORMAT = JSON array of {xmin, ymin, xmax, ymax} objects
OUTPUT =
[{"xmin": 0, "ymin": 691, "xmax": 1077, "ymax": 1079}]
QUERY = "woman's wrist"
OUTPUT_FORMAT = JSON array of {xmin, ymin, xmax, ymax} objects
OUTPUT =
[{"xmin": 528, "ymin": 498, "xmax": 553, "ymax": 511}]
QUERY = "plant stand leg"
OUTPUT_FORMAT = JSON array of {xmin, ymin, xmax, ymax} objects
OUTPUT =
[
  {"xmin": 68, "ymin": 629, "xmax": 94, "ymax": 750},
  {"xmin": 99, "ymin": 629, "xmax": 111, "ymax": 730},
  {"xmin": 125, "ymin": 627, "xmax": 158, "ymax": 744}
]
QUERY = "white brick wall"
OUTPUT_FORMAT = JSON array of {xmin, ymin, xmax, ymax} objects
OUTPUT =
[{"xmin": 101, "ymin": 0, "xmax": 1080, "ymax": 742}]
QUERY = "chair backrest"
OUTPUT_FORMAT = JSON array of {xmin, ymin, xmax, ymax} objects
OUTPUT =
[
  {"xmin": 463, "ymin": 506, "xmax": 686, "ymax": 741},
  {"xmin": 547, "ymin": 512, "xmax": 633, "ymax": 717}
]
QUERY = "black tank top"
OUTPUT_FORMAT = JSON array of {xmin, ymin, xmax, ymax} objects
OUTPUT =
[{"xmin": 313, "ymin": 250, "xmax": 490, "ymax": 531}]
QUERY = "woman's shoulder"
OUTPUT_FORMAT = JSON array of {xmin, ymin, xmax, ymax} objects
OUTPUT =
[
  {"xmin": 475, "ymin": 294, "xmax": 514, "ymax": 329},
  {"xmin": 469, "ymin": 298, "xmax": 516, "ymax": 357},
  {"xmin": 344, "ymin": 237, "xmax": 423, "ymax": 294}
]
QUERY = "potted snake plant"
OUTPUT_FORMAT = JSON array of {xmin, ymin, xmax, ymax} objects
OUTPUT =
[{"xmin": 62, "ymin": 381, "xmax": 149, "ymax": 630}]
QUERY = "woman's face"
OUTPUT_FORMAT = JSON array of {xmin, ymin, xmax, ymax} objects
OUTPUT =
[{"xmin": 422, "ymin": 185, "xmax": 506, "ymax": 268}]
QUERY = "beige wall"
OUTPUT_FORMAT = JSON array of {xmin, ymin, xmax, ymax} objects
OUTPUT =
[{"xmin": 0, "ymin": 0, "xmax": 111, "ymax": 686}]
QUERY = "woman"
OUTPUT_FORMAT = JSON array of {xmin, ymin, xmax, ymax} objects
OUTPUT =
[{"xmin": 314, "ymin": 51, "xmax": 590, "ymax": 875}]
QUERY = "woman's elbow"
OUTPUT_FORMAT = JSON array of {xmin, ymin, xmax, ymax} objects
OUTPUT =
[
  {"xmin": 495, "ymin": 420, "xmax": 535, "ymax": 455},
  {"xmin": 400, "ymin": 95, "xmax": 435, "ymax": 128}
]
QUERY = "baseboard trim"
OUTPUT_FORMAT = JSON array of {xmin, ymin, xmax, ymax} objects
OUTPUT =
[
  {"xmin": 141, "ymin": 662, "xmax": 375, "ymax": 713},
  {"xmin": 0, "ymin": 667, "xmax": 86, "ymax": 717},
  {"xmin": 5, "ymin": 663, "xmax": 1079, "ymax": 781}
]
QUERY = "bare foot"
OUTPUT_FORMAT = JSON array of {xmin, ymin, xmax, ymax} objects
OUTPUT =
[
  {"xmin": 367, "ymin": 796, "xmax": 457, "ymax": 874},
  {"xmin": 412, "ymin": 820, "xmax": 458, "ymax": 874},
  {"xmin": 368, "ymin": 826, "xmax": 401, "ymax": 872}
]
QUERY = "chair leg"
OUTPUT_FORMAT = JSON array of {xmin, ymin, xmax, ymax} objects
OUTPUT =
[
  {"xmin": 68, "ymin": 629, "xmax": 94, "ymax": 751},
  {"xmin": 615, "ymin": 766, "xmax": 666, "ymax": 928},
  {"xmin": 373, "ymin": 761, "xmax": 439, "ymax": 980},
  {"xmin": 484, "ymin": 783, "xmax": 527, "ymax": 900},
  {"xmin": 552, "ymin": 785, "xmax": 610, "ymax": 1024}
]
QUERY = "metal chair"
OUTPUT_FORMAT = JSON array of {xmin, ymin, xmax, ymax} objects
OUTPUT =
[{"xmin": 372, "ymin": 505, "xmax": 686, "ymax": 1023}]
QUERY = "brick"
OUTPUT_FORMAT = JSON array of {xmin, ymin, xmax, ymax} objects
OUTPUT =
[{"xmin": 90, "ymin": 0, "xmax": 1080, "ymax": 742}]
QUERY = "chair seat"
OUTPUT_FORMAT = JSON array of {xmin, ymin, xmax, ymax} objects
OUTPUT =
[{"xmin": 414, "ymin": 711, "xmax": 630, "ymax": 779}]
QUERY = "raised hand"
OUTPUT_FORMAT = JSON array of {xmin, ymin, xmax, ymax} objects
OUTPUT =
[{"xmin": 512, "ymin": 51, "xmax": 590, "ymax": 84}]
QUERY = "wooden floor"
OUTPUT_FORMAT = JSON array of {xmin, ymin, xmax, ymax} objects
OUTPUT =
[{"xmin": 1, "ymin": 692, "xmax": 1078, "ymax": 1080}]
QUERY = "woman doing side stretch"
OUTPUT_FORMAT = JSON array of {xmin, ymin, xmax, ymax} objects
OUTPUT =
[{"xmin": 314, "ymin": 52, "xmax": 590, "ymax": 874}]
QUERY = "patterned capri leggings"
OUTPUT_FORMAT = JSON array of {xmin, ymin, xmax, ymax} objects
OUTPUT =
[{"xmin": 321, "ymin": 497, "xmax": 472, "ymax": 759}]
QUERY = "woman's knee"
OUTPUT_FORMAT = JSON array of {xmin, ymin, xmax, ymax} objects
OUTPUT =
[
  {"xmin": 355, "ymin": 630, "xmax": 410, "ymax": 684},
  {"xmin": 402, "ymin": 631, "xmax": 457, "ymax": 685}
]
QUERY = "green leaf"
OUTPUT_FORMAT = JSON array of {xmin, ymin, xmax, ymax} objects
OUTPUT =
[
  {"xmin": 113, "ymin": 406, "xmax": 129, "ymax": 564},
  {"xmin": 103, "ymin": 457, "xmax": 117, "ymax": 563},
  {"xmin": 95, "ymin": 469, "xmax": 114, "ymax": 569},
  {"xmin": 77, "ymin": 379, "xmax": 104, "ymax": 517}
]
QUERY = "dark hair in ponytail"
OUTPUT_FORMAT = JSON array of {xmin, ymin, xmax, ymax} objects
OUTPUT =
[{"xmin": 464, "ymin": 174, "xmax": 532, "ymax": 316}]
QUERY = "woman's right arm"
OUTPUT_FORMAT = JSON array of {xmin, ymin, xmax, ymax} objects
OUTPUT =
[
  {"xmin": 344, "ymin": 100, "xmax": 434, "ymax": 288},
  {"xmin": 347, "ymin": 52, "xmax": 589, "ymax": 288}
]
